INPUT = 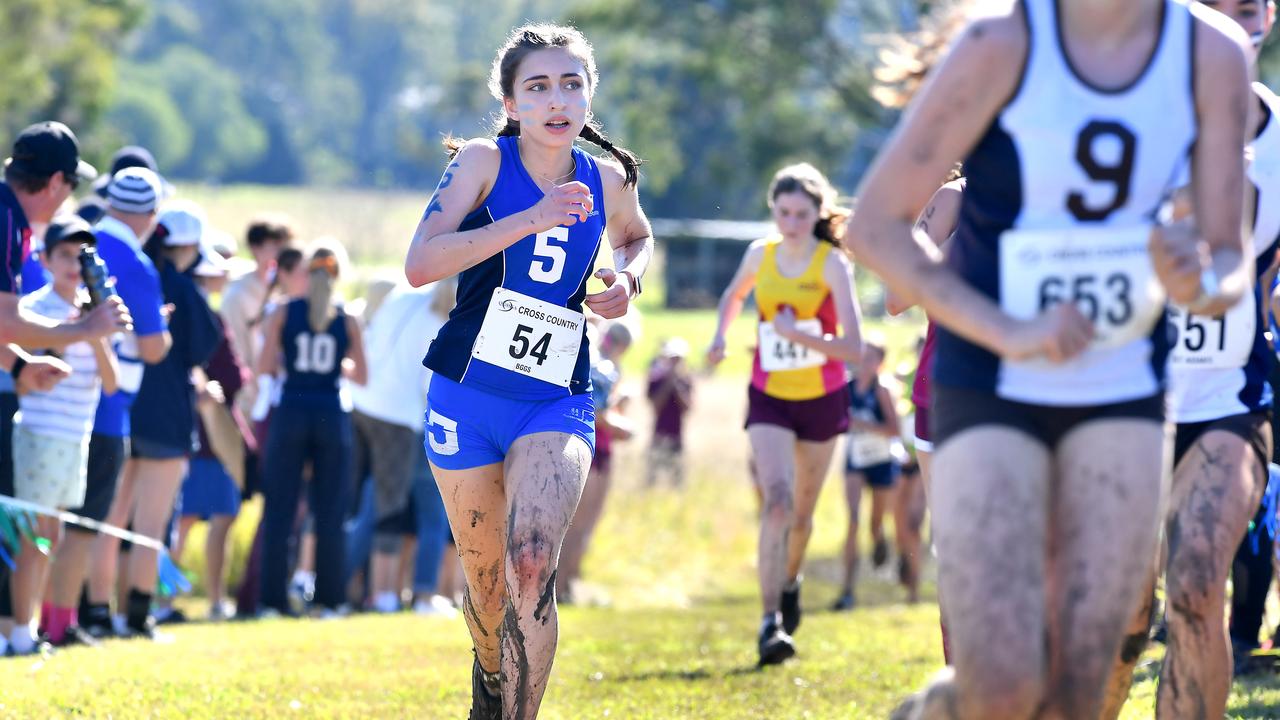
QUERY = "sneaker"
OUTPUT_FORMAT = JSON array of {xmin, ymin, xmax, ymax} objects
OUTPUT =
[
  {"xmin": 82, "ymin": 618, "xmax": 115, "ymax": 640},
  {"xmin": 154, "ymin": 607, "xmax": 188, "ymax": 625},
  {"xmin": 7, "ymin": 634, "xmax": 52, "ymax": 658},
  {"xmin": 208, "ymin": 601, "xmax": 235, "ymax": 622},
  {"xmin": 288, "ymin": 571, "xmax": 316, "ymax": 606},
  {"xmin": 53, "ymin": 625, "xmax": 101, "ymax": 649},
  {"xmin": 831, "ymin": 593, "xmax": 856, "ymax": 612},
  {"xmin": 122, "ymin": 616, "xmax": 173, "ymax": 643},
  {"xmin": 413, "ymin": 595, "xmax": 460, "ymax": 618},
  {"xmin": 758, "ymin": 621, "xmax": 796, "ymax": 666},
  {"xmin": 780, "ymin": 580, "xmax": 802, "ymax": 635},
  {"xmin": 470, "ymin": 654, "xmax": 502, "ymax": 720},
  {"xmin": 873, "ymin": 538, "xmax": 890, "ymax": 569}
]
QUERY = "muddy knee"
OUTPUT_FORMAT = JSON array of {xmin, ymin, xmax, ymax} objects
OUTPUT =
[
  {"xmin": 507, "ymin": 528, "xmax": 557, "ymax": 598},
  {"xmin": 1166, "ymin": 549, "xmax": 1220, "ymax": 629},
  {"xmin": 761, "ymin": 482, "xmax": 794, "ymax": 527}
]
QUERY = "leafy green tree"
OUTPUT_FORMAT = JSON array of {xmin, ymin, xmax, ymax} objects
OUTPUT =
[{"xmin": 0, "ymin": 0, "xmax": 145, "ymax": 162}]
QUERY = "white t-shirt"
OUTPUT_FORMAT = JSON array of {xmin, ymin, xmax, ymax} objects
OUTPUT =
[
  {"xmin": 350, "ymin": 284, "xmax": 446, "ymax": 431},
  {"xmin": 16, "ymin": 286, "xmax": 101, "ymax": 442}
]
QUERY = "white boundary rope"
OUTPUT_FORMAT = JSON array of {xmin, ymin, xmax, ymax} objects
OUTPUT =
[{"xmin": 0, "ymin": 494, "xmax": 166, "ymax": 552}]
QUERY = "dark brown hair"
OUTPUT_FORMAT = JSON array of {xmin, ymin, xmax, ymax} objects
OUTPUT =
[
  {"xmin": 246, "ymin": 214, "xmax": 295, "ymax": 249},
  {"xmin": 445, "ymin": 24, "xmax": 643, "ymax": 187},
  {"xmin": 2, "ymin": 160, "xmax": 53, "ymax": 194},
  {"xmin": 768, "ymin": 163, "xmax": 852, "ymax": 246}
]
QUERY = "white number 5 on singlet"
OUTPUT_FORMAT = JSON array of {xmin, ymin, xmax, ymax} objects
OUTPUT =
[{"xmin": 529, "ymin": 227, "xmax": 569, "ymax": 284}]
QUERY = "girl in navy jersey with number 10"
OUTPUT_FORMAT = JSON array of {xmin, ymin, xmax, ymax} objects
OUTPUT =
[
  {"xmin": 257, "ymin": 243, "xmax": 367, "ymax": 616},
  {"xmin": 850, "ymin": 0, "xmax": 1254, "ymax": 717},
  {"xmin": 404, "ymin": 24, "xmax": 653, "ymax": 720}
]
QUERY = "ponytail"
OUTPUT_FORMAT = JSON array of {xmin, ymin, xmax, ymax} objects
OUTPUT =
[
  {"xmin": 814, "ymin": 206, "xmax": 853, "ymax": 246},
  {"xmin": 579, "ymin": 122, "xmax": 641, "ymax": 188},
  {"xmin": 307, "ymin": 268, "xmax": 335, "ymax": 334}
]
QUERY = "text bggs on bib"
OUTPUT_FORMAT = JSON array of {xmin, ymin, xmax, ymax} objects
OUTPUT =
[
  {"xmin": 999, "ymin": 225, "xmax": 1164, "ymax": 349},
  {"xmin": 472, "ymin": 287, "xmax": 585, "ymax": 387},
  {"xmin": 758, "ymin": 319, "xmax": 827, "ymax": 372}
]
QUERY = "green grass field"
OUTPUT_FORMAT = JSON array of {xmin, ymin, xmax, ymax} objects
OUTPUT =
[
  {"xmin": 6, "ymin": 376, "xmax": 1280, "ymax": 718},
  {"xmin": 12, "ymin": 185, "xmax": 1277, "ymax": 717}
]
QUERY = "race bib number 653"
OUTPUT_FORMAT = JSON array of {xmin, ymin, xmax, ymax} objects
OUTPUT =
[
  {"xmin": 999, "ymin": 226, "xmax": 1164, "ymax": 349},
  {"xmin": 472, "ymin": 288, "xmax": 585, "ymax": 387}
]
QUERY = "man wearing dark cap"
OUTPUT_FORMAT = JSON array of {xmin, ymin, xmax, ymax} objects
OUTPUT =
[{"xmin": 0, "ymin": 121, "xmax": 131, "ymax": 654}]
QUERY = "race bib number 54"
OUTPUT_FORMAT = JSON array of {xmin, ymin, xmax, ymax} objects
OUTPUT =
[
  {"xmin": 999, "ymin": 226, "xmax": 1164, "ymax": 349},
  {"xmin": 472, "ymin": 288, "xmax": 585, "ymax": 387}
]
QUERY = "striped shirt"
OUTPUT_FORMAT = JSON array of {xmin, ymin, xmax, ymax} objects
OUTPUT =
[{"xmin": 16, "ymin": 286, "xmax": 101, "ymax": 442}]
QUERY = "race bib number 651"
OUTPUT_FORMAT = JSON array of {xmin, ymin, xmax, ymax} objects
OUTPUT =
[
  {"xmin": 472, "ymin": 288, "xmax": 585, "ymax": 387},
  {"xmin": 999, "ymin": 226, "xmax": 1164, "ymax": 349}
]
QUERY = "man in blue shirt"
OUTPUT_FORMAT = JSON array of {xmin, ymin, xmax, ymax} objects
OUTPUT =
[
  {"xmin": 0, "ymin": 123, "xmax": 129, "ymax": 655},
  {"xmin": 49, "ymin": 167, "xmax": 170, "ymax": 643}
]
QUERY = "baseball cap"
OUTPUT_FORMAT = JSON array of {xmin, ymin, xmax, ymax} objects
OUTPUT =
[
  {"xmin": 156, "ymin": 200, "xmax": 206, "ymax": 246},
  {"xmin": 107, "ymin": 167, "xmax": 163, "ymax": 214},
  {"xmin": 44, "ymin": 214, "xmax": 96, "ymax": 251},
  {"xmin": 75, "ymin": 195, "xmax": 108, "ymax": 225},
  {"xmin": 7, "ymin": 121, "xmax": 97, "ymax": 183},
  {"xmin": 93, "ymin": 145, "xmax": 172, "ymax": 198}
]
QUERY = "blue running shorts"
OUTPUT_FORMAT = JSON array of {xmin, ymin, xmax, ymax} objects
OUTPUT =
[{"xmin": 424, "ymin": 374, "xmax": 596, "ymax": 470}]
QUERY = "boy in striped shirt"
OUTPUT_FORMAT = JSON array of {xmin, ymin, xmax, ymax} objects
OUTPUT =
[{"xmin": 8, "ymin": 216, "xmax": 117, "ymax": 655}]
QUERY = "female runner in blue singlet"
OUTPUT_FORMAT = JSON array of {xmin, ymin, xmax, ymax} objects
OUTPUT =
[
  {"xmin": 404, "ymin": 24, "xmax": 653, "ymax": 720},
  {"xmin": 850, "ymin": 1, "xmax": 1255, "ymax": 717}
]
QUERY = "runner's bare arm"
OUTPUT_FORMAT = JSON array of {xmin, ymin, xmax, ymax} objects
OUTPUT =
[
  {"xmin": 586, "ymin": 158, "xmax": 653, "ymax": 318},
  {"xmin": 707, "ymin": 240, "xmax": 767, "ymax": 366},
  {"xmin": 405, "ymin": 140, "xmax": 596, "ymax": 286},
  {"xmin": 847, "ymin": 10, "xmax": 1091, "ymax": 361},
  {"xmin": 778, "ymin": 250, "xmax": 862, "ymax": 362},
  {"xmin": 93, "ymin": 336, "xmax": 119, "ymax": 396},
  {"xmin": 255, "ymin": 306, "xmax": 285, "ymax": 378},
  {"xmin": 602, "ymin": 157, "xmax": 653, "ymax": 287},
  {"xmin": 1182, "ymin": 6, "xmax": 1255, "ymax": 316},
  {"xmin": 884, "ymin": 181, "xmax": 963, "ymax": 316}
]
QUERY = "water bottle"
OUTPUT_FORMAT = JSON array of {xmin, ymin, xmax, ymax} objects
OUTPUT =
[{"xmin": 78, "ymin": 245, "xmax": 118, "ymax": 311}]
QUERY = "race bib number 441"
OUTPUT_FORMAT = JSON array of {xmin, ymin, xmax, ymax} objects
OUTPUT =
[
  {"xmin": 472, "ymin": 288, "xmax": 585, "ymax": 387},
  {"xmin": 759, "ymin": 319, "xmax": 827, "ymax": 372},
  {"xmin": 999, "ymin": 226, "xmax": 1164, "ymax": 349}
]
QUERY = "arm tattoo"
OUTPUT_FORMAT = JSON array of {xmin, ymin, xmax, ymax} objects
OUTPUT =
[{"xmin": 422, "ymin": 162, "xmax": 461, "ymax": 222}]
